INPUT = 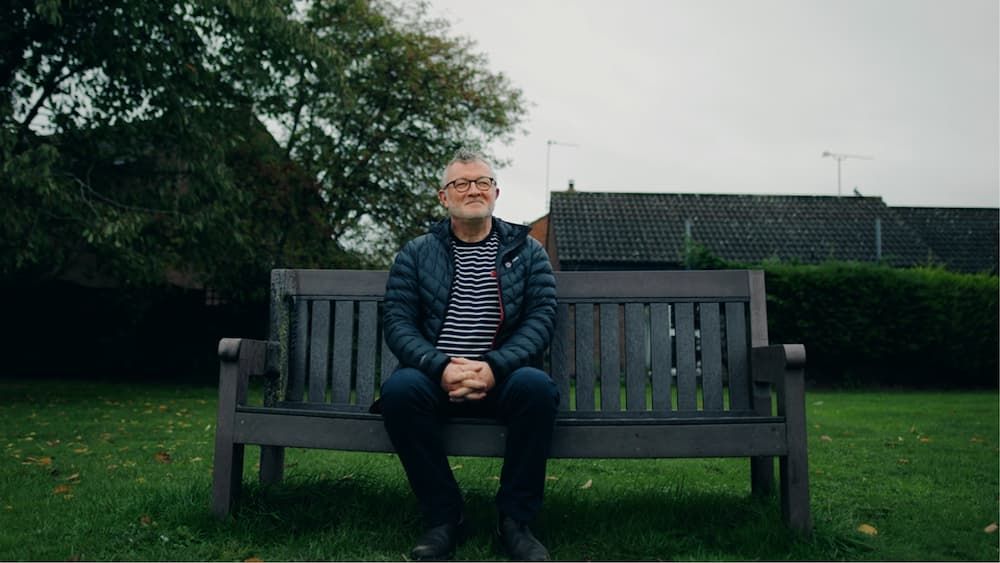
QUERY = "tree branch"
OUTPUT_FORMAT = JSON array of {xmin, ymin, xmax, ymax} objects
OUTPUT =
[
  {"xmin": 18, "ymin": 61, "xmax": 87, "ymax": 142},
  {"xmin": 68, "ymin": 174, "xmax": 179, "ymax": 216}
]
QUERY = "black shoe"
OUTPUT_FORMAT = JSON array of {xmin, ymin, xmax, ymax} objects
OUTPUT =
[
  {"xmin": 497, "ymin": 514, "xmax": 550, "ymax": 561},
  {"xmin": 410, "ymin": 518, "xmax": 464, "ymax": 561}
]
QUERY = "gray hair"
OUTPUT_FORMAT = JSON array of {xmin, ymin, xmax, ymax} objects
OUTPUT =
[{"xmin": 440, "ymin": 149, "xmax": 495, "ymax": 187}]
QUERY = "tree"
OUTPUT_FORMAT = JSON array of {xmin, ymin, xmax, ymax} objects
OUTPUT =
[
  {"xmin": 2, "ymin": 0, "xmax": 526, "ymax": 297},
  {"xmin": 2, "ymin": 0, "xmax": 310, "ymax": 291},
  {"xmin": 262, "ymin": 0, "xmax": 526, "ymax": 261}
]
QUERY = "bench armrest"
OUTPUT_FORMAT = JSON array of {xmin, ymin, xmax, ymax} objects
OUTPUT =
[
  {"xmin": 217, "ymin": 338, "xmax": 279, "ymax": 409},
  {"xmin": 751, "ymin": 344, "xmax": 805, "ymax": 383},
  {"xmin": 751, "ymin": 343, "xmax": 807, "ymax": 418},
  {"xmin": 218, "ymin": 338, "xmax": 279, "ymax": 372}
]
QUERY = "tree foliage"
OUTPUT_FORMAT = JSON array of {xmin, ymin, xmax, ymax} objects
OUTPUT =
[{"xmin": 1, "ymin": 0, "xmax": 526, "ymax": 297}]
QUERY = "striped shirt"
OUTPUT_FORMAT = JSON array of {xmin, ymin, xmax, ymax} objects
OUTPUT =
[{"xmin": 436, "ymin": 230, "xmax": 502, "ymax": 358}]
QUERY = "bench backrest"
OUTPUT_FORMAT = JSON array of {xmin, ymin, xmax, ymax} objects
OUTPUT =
[{"xmin": 268, "ymin": 269, "xmax": 770, "ymax": 415}]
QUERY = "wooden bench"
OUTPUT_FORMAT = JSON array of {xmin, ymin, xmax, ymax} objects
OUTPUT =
[{"xmin": 212, "ymin": 268, "xmax": 812, "ymax": 533}]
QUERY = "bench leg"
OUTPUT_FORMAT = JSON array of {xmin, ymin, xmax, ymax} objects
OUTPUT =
[
  {"xmin": 779, "ymin": 367, "xmax": 812, "ymax": 534},
  {"xmin": 212, "ymin": 440, "xmax": 245, "ymax": 519},
  {"xmin": 750, "ymin": 381, "xmax": 775, "ymax": 497},
  {"xmin": 260, "ymin": 445, "xmax": 285, "ymax": 486},
  {"xmin": 750, "ymin": 456, "xmax": 774, "ymax": 497},
  {"xmin": 780, "ymin": 449, "xmax": 811, "ymax": 534}
]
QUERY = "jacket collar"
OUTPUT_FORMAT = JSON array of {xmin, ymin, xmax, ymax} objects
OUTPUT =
[{"xmin": 430, "ymin": 216, "xmax": 529, "ymax": 248}]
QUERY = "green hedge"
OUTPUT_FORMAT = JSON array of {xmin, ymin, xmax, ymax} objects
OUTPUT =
[{"xmin": 760, "ymin": 262, "xmax": 998, "ymax": 388}]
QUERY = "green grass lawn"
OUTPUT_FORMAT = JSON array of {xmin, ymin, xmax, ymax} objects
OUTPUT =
[{"xmin": 1, "ymin": 379, "xmax": 997, "ymax": 561}]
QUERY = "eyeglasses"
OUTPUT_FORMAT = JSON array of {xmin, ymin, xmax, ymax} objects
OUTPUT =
[{"xmin": 442, "ymin": 176, "xmax": 496, "ymax": 193}]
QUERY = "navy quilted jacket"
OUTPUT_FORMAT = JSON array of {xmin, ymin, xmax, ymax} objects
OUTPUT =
[{"xmin": 383, "ymin": 216, "xmax": 557, "ymax": 383}]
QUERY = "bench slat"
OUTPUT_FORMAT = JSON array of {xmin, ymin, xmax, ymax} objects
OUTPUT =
[
  {"xmin": 355, "ymin": 301, "xmax": 378, "ymax": 407},
  {"xmin": 700, "ymin": 303, "xmax": 724, "ymax": 411},
  {"xmin": 543, "ymin": 270, "xmax": 753, "ymax": 300},
  {"xmin": 288, "ymin": 297, "xmax": 309, "ymax": 402},
  {"xmin": 380, "ymin": 335, "xmax": 395, "ymax": 390},
  {"xmin": 625, "ymin": 303, "xmax": 646, "ymax": 412},
  {"xmin": 309, "ymin": 300, "xmax": 330, "ymax": 402},
  {"xmin": 650, "ymin": 303, "xmax": 672, "ymax": 411},
  {"xmin": 551, "ymin": 303, "xmax": 572, "ymax": 411},
  {"xmin": 600, "ymin": 303, "xmax": 620, "ymax": 412},
  {"xmin": 675, "ymin": 303, "xmax": 697, "ymax": 411},
  {"xmin": 279, "ymin": 269, "xmax": 753, "ymax": 300},
  {"xmin": 252, "ymin": 402, "xmax": 770, "ymax": 421},
  {"xmin": 233, "ymin": 411, "xmax": 788, "ymax": 458},
  {"xmin": 575, "ymin": 304, "xmax": 596, "ymax": 411},
  {"xmin": 726, "ymin": 302, "xmax": 750, "ymax": 410},
  {"xmin": 331, "ymin": 301, "xmax": 354, "ymax": 404}
]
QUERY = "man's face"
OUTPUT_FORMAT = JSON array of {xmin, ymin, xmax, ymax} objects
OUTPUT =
[{"xmin": 438, "ymin": 160, "xmax": 499, "ymax": 220}]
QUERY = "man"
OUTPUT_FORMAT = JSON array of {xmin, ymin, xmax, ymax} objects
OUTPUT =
[{"xmin": 378, "ymin": 149, "xmax": 559, "ymax": 561}]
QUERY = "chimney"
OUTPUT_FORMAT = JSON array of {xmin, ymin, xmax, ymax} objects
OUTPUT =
[{"xmin": 567, "ymin": 179, "xmax": 575, "ymax": 192}]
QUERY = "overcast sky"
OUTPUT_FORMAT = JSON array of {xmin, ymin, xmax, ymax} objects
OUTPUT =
[{"xmin": 427, "ymin": 0, "xmax": 999, "ymax": 225}]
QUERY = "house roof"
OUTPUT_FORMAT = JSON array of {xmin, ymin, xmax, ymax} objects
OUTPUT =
[
  {"xmin": 549, "ymin": 191, "xmax": 938, "ymax": 269},
  {"xmin": 892, "ymin": 206, "xmax": 999, "ymax": 274}
]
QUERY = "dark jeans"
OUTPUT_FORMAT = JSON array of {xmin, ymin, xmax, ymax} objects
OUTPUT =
[{"xmin": 380, "ymin": 366, "xmax": 559, "ymax": 527}]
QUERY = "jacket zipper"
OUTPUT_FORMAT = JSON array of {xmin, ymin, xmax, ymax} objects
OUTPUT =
[{"xmin": 490, "ymin": 236, "xmax": 525, "ymax": 348}]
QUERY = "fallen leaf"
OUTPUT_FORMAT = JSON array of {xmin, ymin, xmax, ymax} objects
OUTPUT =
[
  {"xmin": 23, "ymin": 456, "xmax": 53, "ymax": 466},
  {"xmin": 154, "ymin": 451, "xmax": 172, "ymax": 464},
  {"xmin": 812, "ymin": 401, "xmax": 824, "ymax": 406},
  {"xmin": 909, "ymin": 425, "xmax": 916, "ymax": 433},
  {"xmin": 919, "ymin": 437, "xmax": 931, "ymax": 443},
  {"xmin": 580, "ymin": 479, "xmax": 593, "ymax": 489},
  {"xmin": 546, "ymin": 475, "xmax": 559, "ymax": 481},
  {"xmin": 53, "ymin": 484, "xmax": 72, "ymax": 495},
  {"xmin": 489, "ymin": 476, "xmax": 500, "ymax": 481},
  {"xmin": 158, "ymin": 405, "xmax": 168, "ymax": 412},
  {"xmin": 450, "ymin": 464, "xmax": 463, "ymax": 470},
  {"xmin": 857, "ymin": 523, "xmax": 878, "ymax": 536},
  {"xmin": 897, "ymin": 459, "xmax": 910, "ymax": 465},
  {"xmin": 820, "ymin": 435, "xmax": 832, "ymax": 442},
  {"xmin": 189, "ymin": 457, "xmax": 203, "ymax": 463},
  {"xmin": 985, "ymin": 523, "xmax": 998, "ymax": 534},
  {"xmin": 140, "ymin": 515, "xmax": 153, "ymax": 526},
  {"xmin": 970, "ymin": 436, "xmax": 984, "ymax": 443},
  {"xmin": 63, "ymin": 472, "xmax": 81, "ymax": 482}
]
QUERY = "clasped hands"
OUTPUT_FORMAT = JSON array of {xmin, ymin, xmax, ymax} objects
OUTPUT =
[{"xmin": 441, "ymin": 357, "xmax": 495, "ymax": 403}]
